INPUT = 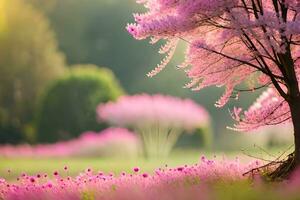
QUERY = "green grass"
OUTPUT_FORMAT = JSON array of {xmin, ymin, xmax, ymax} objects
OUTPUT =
[
  {"xmin": 0, "ymin": 147, "xmax": 292, "ymax": 181},
  {"xmin": 0, "ymin": 149, "xmax": 203, "ymax": 181}
]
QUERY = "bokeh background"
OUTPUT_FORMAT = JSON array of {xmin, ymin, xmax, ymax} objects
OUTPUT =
[{"xmin": 0, "ymin": 0, "xmax": 293, "ymax": 151}]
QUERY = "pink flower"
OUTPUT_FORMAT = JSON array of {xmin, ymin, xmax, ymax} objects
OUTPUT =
[{"xmin": 133, "ymin": 167, "xmax": 140, "ymax": 172}]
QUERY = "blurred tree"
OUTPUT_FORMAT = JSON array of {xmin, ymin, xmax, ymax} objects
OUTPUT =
[
  {"xmin": 0, "ymin": 0, "xmax": 66, "ymax": 144},
  {"xmin": 36, "ymin": 65, "xmax": 124, "ymax": 143}
]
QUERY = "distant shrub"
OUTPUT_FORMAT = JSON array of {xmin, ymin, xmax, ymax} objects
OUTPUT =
[
  {"xmin": 36, "ymin": 65, "xmax": 124, "ymax": 143},
  {"xmin": 176, "ymin": 127, "xmax": 213, "ymax": 149},
  {"xmin": 0, "ymin": 128, "xmax": 140, "ymax": 158},
  {"xmin": 250, "ymin": 124, "xmax": 293, "ymax": 148},
  {"xmin": 0, "ymin": 124, "xmax": 24, "ymax": 145},
  {"xmin": 72, "ymin": 128, "xmax": 140, "ymax": 158}
]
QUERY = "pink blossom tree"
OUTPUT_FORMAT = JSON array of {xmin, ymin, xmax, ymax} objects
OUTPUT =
[
  {"xmin": 127, "ymin": 0, "xmax": 300, "ymax": 172},
  {"xmin": 97, "ymin": 94, "xmax": 210, "ymax": 158}
]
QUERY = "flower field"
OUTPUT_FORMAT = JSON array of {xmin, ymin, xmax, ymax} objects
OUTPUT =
[{"xmin": 1, "ymin": 155, "xmax": 300, "ymax": 200}]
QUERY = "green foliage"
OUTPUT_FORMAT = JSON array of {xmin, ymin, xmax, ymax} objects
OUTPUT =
[
  {"xmin": 176, "ymin": 127, "xmax": 213, "ymax": 149},
  {"xmin": 0, "ymin": 124, "xmax": 24, "ymax": 144},
  {"xmin": 0, "ymin": 0, "xmax": 65, "ymax": 144},
  {"xmin": 28, "ymin": 0, "xmax": 162, "ymax": 92},
  {"xmin": 36, "ymin": 65, "xmax": 124, "ymax": 143},
  {"xmin": 81, "ymin": 191, "xmax": 95, "ymax": 200},
  {"xmin": 25, "ymin": 0, "xmax": 57, "ymax": 12}
]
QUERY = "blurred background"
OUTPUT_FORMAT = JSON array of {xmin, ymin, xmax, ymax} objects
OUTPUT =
[{"xmin": 0, "ymin": 0, "xmax": 293, "ymax": 152}]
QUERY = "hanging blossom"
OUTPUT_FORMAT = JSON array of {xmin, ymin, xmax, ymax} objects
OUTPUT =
[
  {"xmin": 229, "ymin": 88, "xmax": 291, "ymax": 132},
  {"xmin": 0, "ymin": 128, "xmax": 140, "ymax": 158},
  {"xmin": 232, "ymin": 63, "xmax": 300, "ymax": 132},
  {"xmin": 232, "ymin": 64, "xmax": 300, "ymax": 132},
  {"xmin": 97, "ymin": 94, "xmax": 210, "ymax": 157},
  {"xmin": 127, "ymin": 0, "xmax": 300, "ymax": 131}
]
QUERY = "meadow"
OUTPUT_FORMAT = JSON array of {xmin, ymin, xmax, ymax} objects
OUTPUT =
[
  {"xmin": 1, "ymin": 148, "xmax": 299, "ymax": 200},
  {"xmin": 0, "ymin": 147, "xmax": 289, "ymax": 181},
  {"xmin": 2, "ymin": 0, "xmax": 300, "ymax": 199},
  {"xmin": 0, "ymin": 149, "xmax": 200, "ymax": 181}
]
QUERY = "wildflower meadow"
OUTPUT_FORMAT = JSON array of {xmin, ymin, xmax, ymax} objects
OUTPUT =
[{"xmin": 1, "ymin": 0, "xmax": 300, "ymax": 199}]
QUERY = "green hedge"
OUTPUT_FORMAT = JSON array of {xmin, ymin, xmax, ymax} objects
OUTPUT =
[
  {"xmin": 36, "ymin": 65, "xmax": 124, "ymax": 143},
  {"xmin": 176, "ymin": 127, "xmax": 213, "ymax": 150}
]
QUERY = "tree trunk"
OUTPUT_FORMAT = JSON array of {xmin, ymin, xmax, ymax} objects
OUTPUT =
[{"xmin": 289, "ymin": 97, "xmax": 300, "ymax": 166}]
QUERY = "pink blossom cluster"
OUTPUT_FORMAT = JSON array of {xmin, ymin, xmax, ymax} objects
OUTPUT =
[
  {"xmin": 231, "ymin": 67, "xmax": 300, "ymax": 131},
  {"xmin": 0, "ymin": 128, "xmax": 140, "ymax": 158},
  {"xmin": 97, "ymin": 94, "xmax": 210, "ymax": 130},
  {"xmin": 230, "ymin": 88, "xmax": 292, "ymax": 132},
  {"xmin": 0, "ymin": 157, "xmax": 264, "ymax": 200},
  {"xmin": 127, "ymin": 0, "xmax": 300, "ymax": 113}
]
